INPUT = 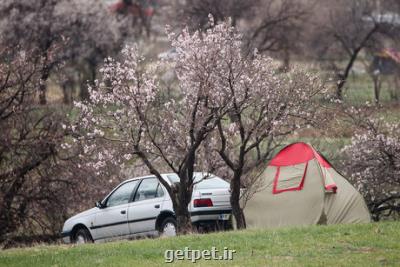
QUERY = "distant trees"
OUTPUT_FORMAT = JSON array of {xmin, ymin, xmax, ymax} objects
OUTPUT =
[
  {"xmin": 56, "ymin": 0, "xmax": 122, "ymax": 101},
  {"xmin": 170, "ymin": 0, "xmax": 259, "ymax": 30},
  {"xmin": 246, "ymin": 0, "xmax": 311, "ymax": 69},
  {"xmin": 0, "ymin": 0, "xmax": 122, "ymax": 104},
  {"xmin": 312, "ymin": 0, "xmax": 400, "ymax": 100},
  {"xmin": 168, "ymin": 0, "xmax": 311, "ymax": 70},
  {"xmin": 110, "ymin": 0, "xmax": 156, "ymax": 38}
]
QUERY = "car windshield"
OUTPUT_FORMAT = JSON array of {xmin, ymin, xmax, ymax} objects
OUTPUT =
[{"xmin": 166, "ymin": 173, "xmax": 229, "ymax": 189}]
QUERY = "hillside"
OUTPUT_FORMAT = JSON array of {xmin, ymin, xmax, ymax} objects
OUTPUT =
[{"xmin": 1, "ymin": 222, "xmax": 399, "ymax": 267}]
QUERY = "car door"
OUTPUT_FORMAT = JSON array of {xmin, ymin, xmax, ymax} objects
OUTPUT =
[
  {"xmin": 127, "ymin": 178, "xmax": 165, "ymax": 234},
  {"xmin": 92, "ymin": 180, "xmax": 139, "ymax": 240}
]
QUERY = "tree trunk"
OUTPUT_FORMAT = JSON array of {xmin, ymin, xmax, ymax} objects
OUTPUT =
[
  {"xmin": 62, "ymin": 82, "xmax": 71, "ymax": 105},
  {"xmin": 336, "ymin": 67, "xmax": 353, "ymax": 101},
  {"xmin": 336, "ymin": 79, "xmax": 344, "ymax": 100},
  {"xmin": 39, "ymin": 70, "xmax": 50, "ymax": 105},
  {"xmin": 335, "ymin": 25, "xmax": 378, "ymax": 100},
  {"xmin": 80, "ymin": 61, "xmax": 97, "ymax": 101},
  {"xmin": 280, "ymin": 47, "xmax": 290, "ymax": 72},
  {"xmin": 391, "ymin": 75, "xmax": 400, "ymax": 101},
  {"xmin": 170, "ymin": 184, "xmax": 193, "ymax": 234},
  {"xmin": 0, "ymin": 175, "xmax": 25, "ymax": 240},
  {"xmin": 174, "ymin": 156, "xmax": 196, "ymax": 234},
  {"xmin": 79, "ymin": 69, "xmax": 90, "ymax": 101},
  {"xmin": 0, "ymin": 151, "xmax": 53, "ymax": 241},
  {"xmin": 373, "ymin": 75, "xmax": 381, "ymax": 105},
  {"xmin": 230, "ymin": 172, "xmax": 246, "ymax": 229},
  {"xmin": 336, "ymin": 48, "xmax": 363, "ymax": 100},
  {"xmin": 79, "ymin": 82, "xmax": 89, "ymax": 101},
  {"xmin": 174, "ymin": 199, "xmax": 193, "ymax": 234}
]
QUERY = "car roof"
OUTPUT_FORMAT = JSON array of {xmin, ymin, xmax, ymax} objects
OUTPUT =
[{"xmin": 123, "ymin": 172, "xmax": 215, "ymax": 183}]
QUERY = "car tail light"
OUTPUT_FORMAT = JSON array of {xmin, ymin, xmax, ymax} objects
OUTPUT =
[{"xmin": 193, "ymin": 198, "xmax": 213, "ymax": 207}]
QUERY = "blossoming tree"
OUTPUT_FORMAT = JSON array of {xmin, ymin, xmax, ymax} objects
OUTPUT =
[
  {"xmin": 75, "ymin": 17, "xmax": 326, "ymax": 232},
  {"xmin": 342, "ymin": 108, "xmax": 400, "ymax": 221},
  {"xmin": 214, "ymin": 65, "xmax": 324, "ymax": 228},
  {"xmin": 74, "ymin": 19, "xmax": 242, "ymax": 233}
]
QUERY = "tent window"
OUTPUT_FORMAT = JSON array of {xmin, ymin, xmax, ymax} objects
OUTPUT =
[{"xmin": 272, "ymin": 162, "xmax": 308, "ymax": 194}]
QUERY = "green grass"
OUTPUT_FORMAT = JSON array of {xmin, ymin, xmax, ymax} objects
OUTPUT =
[{"xmin": 1, "ymin": 222, "xmax": 400, "ymax": 267}]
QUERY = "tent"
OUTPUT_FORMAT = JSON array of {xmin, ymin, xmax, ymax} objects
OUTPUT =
[{"xmin": 244, "ymin": 142, "xmax": 371, "ymax": 228}]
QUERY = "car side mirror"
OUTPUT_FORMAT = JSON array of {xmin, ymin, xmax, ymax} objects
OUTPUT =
[{"xmin": 95, "ymin": 201, "xmax": 104, "ymax": 209}]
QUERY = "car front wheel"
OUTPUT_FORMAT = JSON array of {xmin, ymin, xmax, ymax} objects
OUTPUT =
[
  {"xmin": 159, "ymin": 217, "xmax": 177, "ymax": 237},
  {"xmin": 73, "ymin": 228, "xmax": 93, "ymax": 244}
]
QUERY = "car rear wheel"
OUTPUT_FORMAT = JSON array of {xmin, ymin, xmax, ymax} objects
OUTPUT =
[
  {"xmin": 73, "ymin": 228, "xmax": 93, "ymax": 244},
  {"xmin": 159, "ymin": 217, "xmax": 177, "ymax": 237}
]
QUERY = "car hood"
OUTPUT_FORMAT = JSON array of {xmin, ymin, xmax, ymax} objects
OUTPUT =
[{"xmin": 68, "ymin": 207, "xmax": 98, "ymax": 221}]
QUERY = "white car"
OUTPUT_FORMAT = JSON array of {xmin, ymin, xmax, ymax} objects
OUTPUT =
[{"xmin": 61, "ymin": 172, "xmax": 232, "ymax": 244}]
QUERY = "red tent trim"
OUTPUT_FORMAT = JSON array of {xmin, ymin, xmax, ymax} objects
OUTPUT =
[
  {"xmin": 325, "ymin": 183, "xmax": 338, "ymax": 193},
  {"xmin": 269, "ymin": 142, "xmax": 331, "ymax": 168},
  {"xmin": 311, "ymin": 147, "xmax": 331, "ymax": 168},
  {"xmin": 270, "ymin": 142, "xmax": 337, "ymax": 194}
]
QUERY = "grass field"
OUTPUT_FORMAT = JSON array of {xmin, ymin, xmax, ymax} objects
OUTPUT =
[{"xmin": 1, "ymin": 222, "xmax": 399, "ymax": 267}]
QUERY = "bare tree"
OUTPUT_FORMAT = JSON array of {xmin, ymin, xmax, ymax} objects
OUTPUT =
[
  {"xmin": 0, "ymin": 48, "xmax": 120, "ymax": 248},
  {"xmin": 313, "ymin": 0, "xmax": 400, "ymax": 100},
  {"xmin": 246, "ymin": 0, "xmax": 312, "ymax": 69},
  {"xmin": 0, "ymin": 48, "xmax": 66, "ymax": 244}
]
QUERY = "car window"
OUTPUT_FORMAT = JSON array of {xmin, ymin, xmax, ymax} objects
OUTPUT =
[
  {"xmin": 167, "ymin": 174, "xmax": 180, "ymax": 183},
  {"xmin": 156, "ymin": 183, "xmax": 164, "ymax": 198},
  {"xmin": 134, "ymin": 178, "xmax": 163, "ymax": 202},
  {"xmin": 194, "ymin": 177, "xmax": 229, "ymax": 190},
  {"xmin": 106, "ymin": 180, "xmax": 138, "ymax": 208}
]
